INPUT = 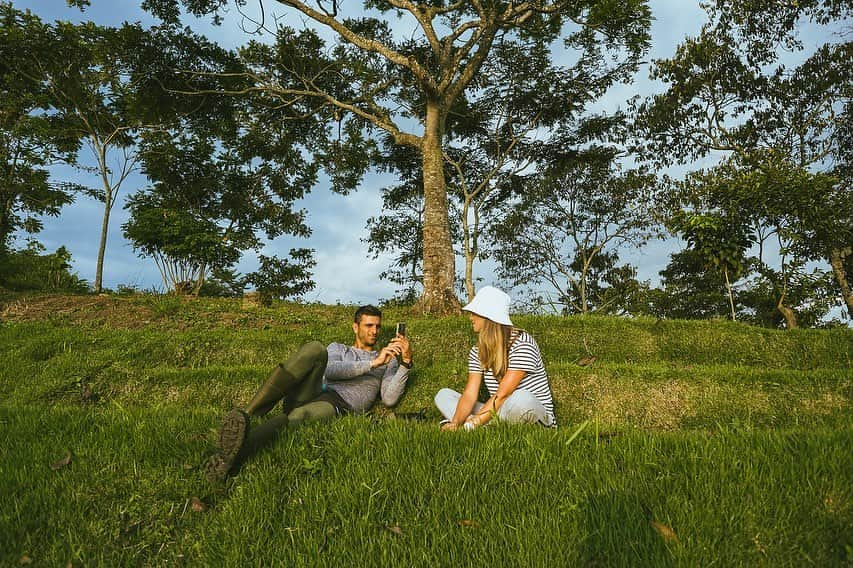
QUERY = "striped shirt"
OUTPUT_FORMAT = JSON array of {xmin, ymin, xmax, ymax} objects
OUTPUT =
[{"xmin": 468, "ymin": 329, "xmax": 556, "ymax": 424}]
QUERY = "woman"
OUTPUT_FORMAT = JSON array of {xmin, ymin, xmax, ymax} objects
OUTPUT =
[{"xmin": 435, "ymin": 286, "xmax": 556, "ymax": 430}]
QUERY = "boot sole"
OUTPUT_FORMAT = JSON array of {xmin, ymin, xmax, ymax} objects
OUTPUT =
[{"xmin": 205, "ymin": 409, "xmax": 249, "ymax": 485}]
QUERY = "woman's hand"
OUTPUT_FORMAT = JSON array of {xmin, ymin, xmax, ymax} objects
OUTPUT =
[
  {"xmin": 464, "ymin": 415, "xmax": 482, "ymax": 430},
  {"xmin": 440, "ymin": 421, "xmax": 460, "ymax": 431}
]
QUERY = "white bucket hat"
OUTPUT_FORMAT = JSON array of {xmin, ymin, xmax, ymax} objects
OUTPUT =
[{"xmin": 462, "ymin": 286, "xmax": 513, "ymax": 326}]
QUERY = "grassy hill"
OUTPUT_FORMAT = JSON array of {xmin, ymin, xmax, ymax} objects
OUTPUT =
[{"xmin": 1, "ymin": 294, "xmax": 850, "ymax": 565}]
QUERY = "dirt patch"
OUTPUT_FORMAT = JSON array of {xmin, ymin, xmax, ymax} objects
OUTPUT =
[
  {"xmin": 639, "ymin": 380, "xmax": 692, "ymax": 429},
  {"xmin": 561, "ymin": 374, "xmax": 693, "ymax": 430},
  {"xmin": 1, "ymin": 294, "xmax": 158, "ymax": 329}
]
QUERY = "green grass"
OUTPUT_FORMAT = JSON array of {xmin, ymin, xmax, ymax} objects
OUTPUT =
[{"xmin": 1, "ymin": 294, "xmax": 851, "ymax": 565}]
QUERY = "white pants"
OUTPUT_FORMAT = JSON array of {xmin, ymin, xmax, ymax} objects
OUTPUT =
[{"xmin": 434, "ymin": 387, "xmax": 554, "ymax": 427}]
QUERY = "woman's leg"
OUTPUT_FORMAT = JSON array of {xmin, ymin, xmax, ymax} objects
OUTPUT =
[
  {"xmin": 497, "ymin": 389, "xmax": 552, "ymax": 425},
  {"xmin": 245, "ymin": 341, "xmax": 328, "ymax": 416},
  {"xmin": 434, "ymin": 388, "xmax": 484, "ymax": 421}
]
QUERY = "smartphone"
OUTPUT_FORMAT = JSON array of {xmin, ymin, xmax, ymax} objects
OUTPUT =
[{"xmin": 395, "ymin": 322, "xmax": 406, "ymax": 337}]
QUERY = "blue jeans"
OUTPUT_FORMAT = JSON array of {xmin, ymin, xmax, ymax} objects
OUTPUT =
[{"xmin": 434, "ymin": 387, "xmax": 554, "ymax": 427}]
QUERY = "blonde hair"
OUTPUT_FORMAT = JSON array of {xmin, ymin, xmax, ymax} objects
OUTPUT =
[{"xmin": 477, "ymin": 319, "xmax": 514, "ymax": 380}]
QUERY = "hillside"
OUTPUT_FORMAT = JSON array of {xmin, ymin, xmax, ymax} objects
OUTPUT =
[
  {"xmin": 1, "ymin": 294, "xmax": 850, "ymax": 566},
  {"xmin": 2, "ymin": 293, "xmax": 849, "ymax": 429}
]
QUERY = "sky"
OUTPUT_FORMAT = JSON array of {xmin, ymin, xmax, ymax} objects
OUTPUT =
[{"xmin": 8, "ymin": 0, "xmax": 824, "ymax": 306}]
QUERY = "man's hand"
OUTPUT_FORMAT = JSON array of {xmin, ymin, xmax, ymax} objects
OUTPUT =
[
  {"xmin": 389, "ymin": 335, "xmax": 412, "ymax": 366},
  {"xmin": 370, "ymin": 344, "xmax": 401, "ymax": 368}
]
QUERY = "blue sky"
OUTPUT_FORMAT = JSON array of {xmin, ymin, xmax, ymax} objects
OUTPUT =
[{"xmin": 9, "ymin": 1, "xmax": 753, "ymax": 304}]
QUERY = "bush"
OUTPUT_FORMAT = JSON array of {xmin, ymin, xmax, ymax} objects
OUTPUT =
[{"xmin": 0, "ymin": 242, "xmax": 89, "ymax": 293}]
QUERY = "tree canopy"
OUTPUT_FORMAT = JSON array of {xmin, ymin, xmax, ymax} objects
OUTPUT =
[{"xmin": 130, "ymin": 0, "xmax": 653, "ymax": 313}]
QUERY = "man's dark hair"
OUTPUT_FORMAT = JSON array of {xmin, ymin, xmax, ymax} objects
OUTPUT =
[{"xmin": 354, "ymin": 305, "xmax": 382, "ymax": 323}]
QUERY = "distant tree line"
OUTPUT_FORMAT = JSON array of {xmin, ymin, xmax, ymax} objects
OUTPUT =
[{"xmin": 0, "ymin": 0, "xmax": 849, "ymax": 328}]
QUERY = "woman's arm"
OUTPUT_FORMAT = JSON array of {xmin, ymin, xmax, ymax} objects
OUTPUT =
[
  {"xmin": 441, "ymin": 372, "xmax": 483, "ymax": 431},
  {"xmin": 465, "ymin": 369, "xmax": 526, "ymax": 428}
]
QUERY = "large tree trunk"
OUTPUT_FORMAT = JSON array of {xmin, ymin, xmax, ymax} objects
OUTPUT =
[
  {"xmin": 417, "ymin": 102, "xmax": 460, "ymax": 315},
  {"xmin": 829, "ymin": 246, "xmax": 853, "ymax": 316}
]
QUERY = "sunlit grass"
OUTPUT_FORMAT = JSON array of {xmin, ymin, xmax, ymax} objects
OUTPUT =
[{"xmin": 1, "ymin": 295, "xmax": 850, "ymax": 565}]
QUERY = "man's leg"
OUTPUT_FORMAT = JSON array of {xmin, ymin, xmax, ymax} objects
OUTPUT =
[
  {"xmin": 225, "ymin": 401, "xmax": 337, "ymax": 471},
  {"xmin": 286, "ymin": 400, "xmax": 337, "ymax": 427},
  {"xmin": 206, "ymin": 341, "xmax": 328, "ymax": 484},
  {"xmin": 245, "ymin": 341, "xmax": 328, "ymax": 416}
]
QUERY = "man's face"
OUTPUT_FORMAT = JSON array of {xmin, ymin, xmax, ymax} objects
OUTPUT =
[{"xmin": 353, "ymin": 315, "xmax": 381, "ymax": 350}]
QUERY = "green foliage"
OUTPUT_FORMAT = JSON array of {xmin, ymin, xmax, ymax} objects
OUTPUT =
[
  {"xmin": 637, "ymin": 0, "xmax": 852, "ymax": 314},
  {"xmin": 244, "ymin": 251, "xmax": 316, "ymax": 301},
  {"xmin": 671, "ymin": 211, "xmax": 754, "ymax": 280},
  {"xmin": 139, "ymin": 0, "xmax": 654, "ymax": 313},
  {"xmin": 198, "ymin": 267, "xmax": 243, "ymax": 298},
  {"xmin": 649, "ymin": 249, "xmax": 732, "ymax": 320},
  {"xmin": 0, "ymin": 242, "xmax": 89, "ymax": 292},
  {"xmin": 0, "ymin": 4, "xmax": 83, "ymax": 250},
  {"xmin": 124, "ymin": 91, "xmax": 320, "ymax": 294},
  {"xmin": 739, "ymin": 260, "xmax": 841, "ymax": 328},
  {"xmin": 495, "ymin": 153, "xmax": 661, "ymax": 315}
]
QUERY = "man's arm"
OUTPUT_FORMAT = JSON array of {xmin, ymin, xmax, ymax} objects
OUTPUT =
[
  {"xmin": 380, "ymin": 360, "xmax": 409, "ymax": 406},
  {"xmin": 324, "ymin": 343, "xmax": 400, "ymax": 381},
  {"xmin": 323, "ymin": 343, "xmax": 371, "ymax": 381}
]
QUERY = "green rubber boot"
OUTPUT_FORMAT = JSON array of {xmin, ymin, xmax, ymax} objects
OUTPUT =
[
  {"xmin": 244, "ymin": 364, "xmax": 297, "ymax": 417},
  {"xmin": 205, "ymin": 408, "xmax": 250, "ymax": 485}
]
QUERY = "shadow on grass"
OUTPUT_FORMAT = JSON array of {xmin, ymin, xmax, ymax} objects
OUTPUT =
[{"xmin": 580, "ymin": 491, "xmax": 673, "ymax": 567}]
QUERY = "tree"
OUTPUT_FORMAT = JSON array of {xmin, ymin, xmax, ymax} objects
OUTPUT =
[
  {"xmin": 0, "ymin": 241, "xmax": 89, "ymax": 292},
  {"xmin": 364, "ymin": 171, "xmax": 427, "ymax": 303},
  {"xmin": 244, "ymin": 251, "xmax": 316, "ymax": 301},
  {"xmin": 5, "ymin": 18, "xmax": 145, "ymax": 292},
  {"xmin": 555, "ymin": 249, "xmax": 649, "ymax": 316},
  {"xmin": 124, "ymin": 91, "xmax": 318, "ymax": 294},
  {"xmin": 140, "ymin": 0, "xmax": 653, "ymax": 314},
  {"xmin": 493, "ymin": 151, "xmax": 660, "ymax": 315},
  {"xmin": 738, "ymin": 258, "xmax": 840, "ymax": 328},
  {"xmin": 648, "ymin": 249, "xmax": 733, "ymax": 320},
  {"xmin": 670, "ymin": 210, "xmax": 754, "ymax": 321},
  {"xmin": 0, "ymin": 5, "xmax": 82, "ymax": 253},
  {"xmin": 636, "ymin": 0, "xmax": 852, "ymax": 317}
]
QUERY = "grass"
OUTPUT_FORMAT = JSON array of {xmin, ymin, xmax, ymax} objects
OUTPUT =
[{"xmin": 1, "ymin": 294, "xmax": 851, "ymax": 565}]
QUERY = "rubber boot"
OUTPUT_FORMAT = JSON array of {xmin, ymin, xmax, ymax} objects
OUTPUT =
[
  {"xmin": 205, "ymin": 408, "xmax": 250, "ymax": 485},
  {"xmin": 244, "ymin": 364, "xmax": 298, "ymax": 417}
]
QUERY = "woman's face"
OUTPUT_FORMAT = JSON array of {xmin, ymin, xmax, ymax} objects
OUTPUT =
[{"xmin": 467, "ymin": 312, "xmax": 486, "ymax": 333}]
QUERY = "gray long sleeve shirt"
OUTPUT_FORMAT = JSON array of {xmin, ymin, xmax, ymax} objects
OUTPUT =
[{"xmin": 324, "ymin": 343, "xmax": 409, "ymax": 412}]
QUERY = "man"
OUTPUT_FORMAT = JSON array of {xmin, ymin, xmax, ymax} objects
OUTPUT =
[{"xmin": 205, "ymin": 304, "xmax": 412, "ymax": 484}]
